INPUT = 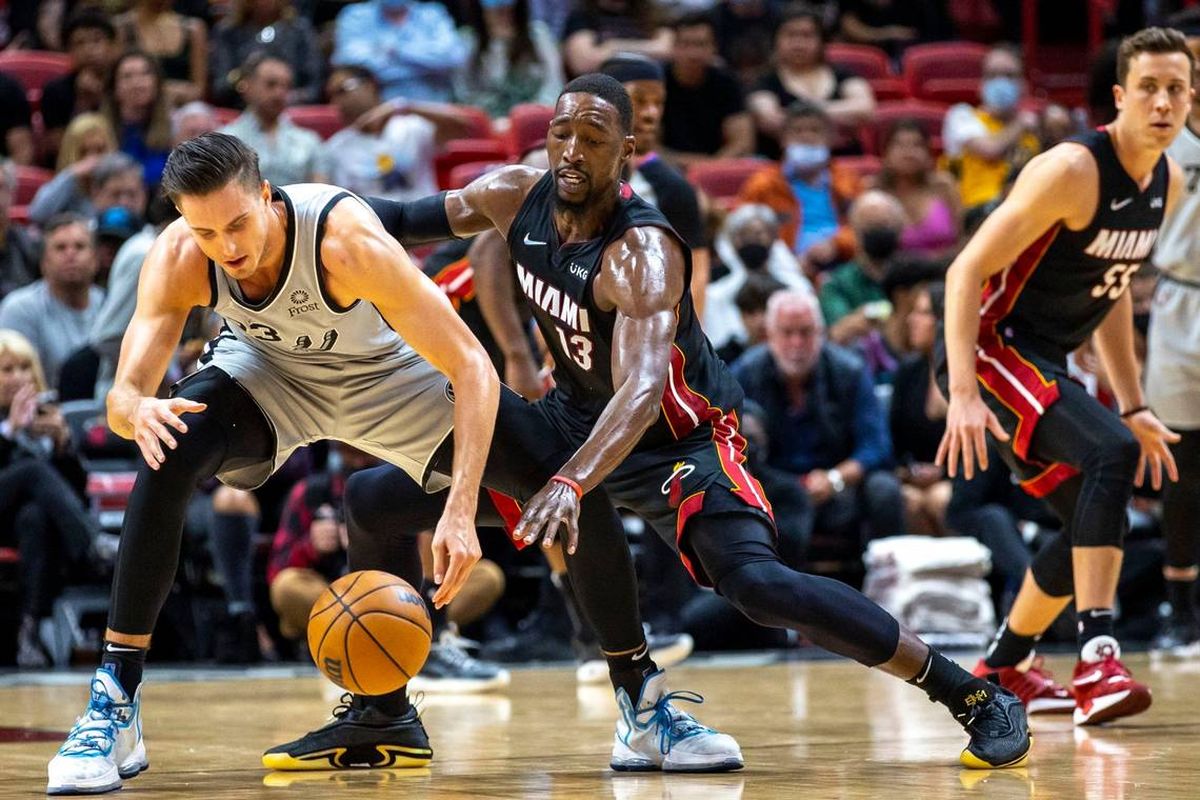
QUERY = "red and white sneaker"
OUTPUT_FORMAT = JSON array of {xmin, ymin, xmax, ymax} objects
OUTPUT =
[
  {"xmin": 1071, "ymin": 637, "xmax": 1152, "ymax": 726},
  {"xmin": 972, "ymin": 654, "xmax": 1074, "ymax": 714}
]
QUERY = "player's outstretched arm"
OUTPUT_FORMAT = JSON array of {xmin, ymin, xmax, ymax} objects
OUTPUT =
[
  {"xmin": 365, "ymin": 165, "xmax": 543, "ymax": 246},
  {"xmin": 108, "ymin": 221, "xmax": 212, "ymax": 468},
  {"xmin": 469, "ymin": 229, "xmax": 545, "ymax": 400},
  {"xmin": 937, "ymin": 145, "xmax": 1094, "ymax": 480},
  {"xmin": 514, "ymin": 227, "xmax": 683, "ymax": 554},
  {"xmin": 322, "ymin": 198, "xmax": 498, "ymax": 607}
]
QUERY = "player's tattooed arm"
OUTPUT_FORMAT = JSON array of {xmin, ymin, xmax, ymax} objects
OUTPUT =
[
  {"xmin": 444, "ymin": 164, "xmax": 544, "ymax": 239},
  {"xmin": 323, "ymin": 198, "xmax": 497, "ymax": 607},
  {"xmin": 513, "ymin": 227, "xmax": 684, "ymax": 553},
  {"xmin": 108, "ymin": 221, "xmax": 211, "ymax": 468},
  {"xmin": 938, "ymin": 145, "xmax": 1095, "ymax": 479}
]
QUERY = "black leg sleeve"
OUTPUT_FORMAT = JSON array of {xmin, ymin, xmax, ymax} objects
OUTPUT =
[
  {"xmin": 690, "ymin": 512, "xmax": 901, "ymax": 667},
  {"xmin": 1163, "ymin": 428, "xmax": 1200, "ymax": 570}
]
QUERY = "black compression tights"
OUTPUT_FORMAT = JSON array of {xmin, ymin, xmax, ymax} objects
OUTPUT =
[
  {"xmin": 688, "ymin": 513, "xmax": 901, "ymax": 667},
  {"xmin": 1163, "ymin": 429, "xmax": 1200, "ymax": 570},
  {"xmin": 108, "ymin": 369, "xmax": 273, "ymax": 634}
]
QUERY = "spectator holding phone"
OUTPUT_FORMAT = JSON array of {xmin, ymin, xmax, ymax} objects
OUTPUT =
[{"xmin": 0, "ymin": 330, "xmax": 106, "ymax": 667}]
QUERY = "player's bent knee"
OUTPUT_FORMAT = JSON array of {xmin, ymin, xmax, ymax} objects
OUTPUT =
[
  {"xmin": 1084, "ymin": 433, "xmax": 1141, "ymax": 483},
  {"xmin": 1029, "ymin": 534, "xmax": 1075, "ymax": 597}
]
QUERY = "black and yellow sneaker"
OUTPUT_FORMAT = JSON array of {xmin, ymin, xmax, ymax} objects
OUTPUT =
[
  {"xmin": 956, "ymin": 683, "xmax": 1032, "ymax": 769},
  {"xmin": 262, "ymin": 694, "xmax": 432, "ymax": 771}
]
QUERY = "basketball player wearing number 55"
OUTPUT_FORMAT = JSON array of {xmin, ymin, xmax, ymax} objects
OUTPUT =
[
  {"xmin": 45, "ymin": 133, "xmax": 723, "ymax": 794},
  {"xmin": 936, "ymin": 27, "xmax": 1190, "ymax": 725}
]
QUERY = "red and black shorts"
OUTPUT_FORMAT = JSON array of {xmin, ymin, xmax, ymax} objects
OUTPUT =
[{"xmin": 936, "ymin": 329, "xmax": 1080, "ymax": 498}]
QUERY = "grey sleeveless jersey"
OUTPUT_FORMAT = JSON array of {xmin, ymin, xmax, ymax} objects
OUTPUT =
[
  {"xmin": 196, "ymin": 183, "xmax": 455, "ymax": 491},
  {"xmin": 210, "ymin": 184, "xmax": 419, "ymax": 367},
  {"xmin": 1153, "ymin": 125, "xmax": 1200, "ymax": 281}
]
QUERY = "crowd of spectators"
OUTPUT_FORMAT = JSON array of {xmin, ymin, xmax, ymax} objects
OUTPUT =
[{"xmin": 0, "ymin": 0, "xmax": 1187, "ymax": 673}]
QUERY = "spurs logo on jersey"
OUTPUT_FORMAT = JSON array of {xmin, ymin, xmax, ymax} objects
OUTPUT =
[
  {"xmin": 980, "ymin": 128, "xmax": 1169, "ymax": 357},
  {"xmin": 205, "ymin": 184, "xmax": 417, "ymax": 367}
]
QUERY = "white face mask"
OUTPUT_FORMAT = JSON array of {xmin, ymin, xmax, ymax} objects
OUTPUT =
[{"xmin": 783, "ymin": 142, "xmax": 830, "ymax": 175}]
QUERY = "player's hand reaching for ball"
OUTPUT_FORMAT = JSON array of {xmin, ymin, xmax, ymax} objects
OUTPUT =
[
  {"xmin": 129, "ymin": 397, "xmax": 207, "ymax": 469},
  {"xmin": 430, "ymin": 517, "xmax": 481, "ymax": 609},
  {"xmin": 1124, "ymin": 409, "xmax": 1180, "ymax": 491},
  {"xmin": 936, "ymin": 391, "xmax": 1010, "ymax": 479},
  {"xmin": 514, "ymin": 479, "xmax": 582, "ymax": 556}
]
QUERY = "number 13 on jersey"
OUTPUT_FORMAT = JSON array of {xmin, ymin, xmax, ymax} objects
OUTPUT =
[{"xmin": 555, "ymin": 327, "xmax": 594, "ymax": 371}]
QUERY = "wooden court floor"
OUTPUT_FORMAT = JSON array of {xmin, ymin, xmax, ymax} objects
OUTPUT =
[{"xmin": 1, "ymin": 652, "xmax": 1198, "ymax": 799}]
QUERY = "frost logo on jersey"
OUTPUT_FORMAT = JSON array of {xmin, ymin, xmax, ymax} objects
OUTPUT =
[
  {"xmin": 515, "ymin": 264, "xmax": 592, "ymax": 332},
  {"xmin": 288, "ymin": 288, "xmax": 319, "ymax": 317},
  {"xmin": 1082, "ymin": 229, "xmax": 1158, "ymax": 261}
]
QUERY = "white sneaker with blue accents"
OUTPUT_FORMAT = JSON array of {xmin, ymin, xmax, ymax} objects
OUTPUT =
[
  {"xmin": 610, "ymin": 670, "xmax": 743, "ymax": 773},
  {"xmin": 47, "ymin": 668, "xmax": 148, "ymax": 795}
]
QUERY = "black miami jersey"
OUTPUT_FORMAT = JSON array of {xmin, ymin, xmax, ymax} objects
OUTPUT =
[
  {"xmin": 981, "ymin": 127, "xmax": 1168, "ymax": 360},
  {"xmin": 506, "ymin": 171, "xmax": 744, "ymax": 450}
]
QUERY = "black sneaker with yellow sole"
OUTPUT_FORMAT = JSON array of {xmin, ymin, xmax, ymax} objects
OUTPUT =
[
  {"xmin": 956, "ymin": 683, "xmax": 1032, "ymax": 769},
  {"xmin": 262, "ymin": 694, "xmax": 432, "ymax": 770}
]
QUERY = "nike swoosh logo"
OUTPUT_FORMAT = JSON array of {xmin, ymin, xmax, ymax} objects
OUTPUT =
[
  {"xmin": 1111, "ymin": 197, "xmax": 1134, "ymax": 211},
  {"xmin": 1074, "ymin": 669, "xmax": 1104, "ymax": 685},
  {"xmin": 523, "ymin": 232, "xmax": 547, "ymax": 246},
  {"xmin": 104, "ymin": 644, "xmax": 141, "ymax": 653}
]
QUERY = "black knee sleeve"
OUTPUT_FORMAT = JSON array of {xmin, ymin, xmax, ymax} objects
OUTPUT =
[
  {"xmin": 717, "ymin": 560, "xmax": 900, "ymax": 666},
  {"xmin": 343, "ymin": 465, "xmax": 438, "ymax": 589},
  {"xmin": 1070, "ymin": 434, "xmax": 1138, "ymax": 549},
  {"xmin": 1028, "ymin": 529, "xmax": 1074, "ymax": 597}
]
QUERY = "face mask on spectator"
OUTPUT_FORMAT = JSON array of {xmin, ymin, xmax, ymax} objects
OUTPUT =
[
  {"xmin": 981, "ymin": 76, "xmax": 1021, "ymax": 112},
  {"xmin": 783, "ymin": 143, "xmax": 830, "ymax": 176},
  {"xmin": 860, "ymin": 226, "xmax": 900, "ymax": 261},
  {"xmin": 736, "ymin": 243, "xmax": 770, "ymax": 271}
]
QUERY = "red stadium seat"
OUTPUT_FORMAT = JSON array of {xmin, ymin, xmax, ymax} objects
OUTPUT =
[
  {"xmin": 211, "ymin": 106, "xmax": 240, "ymax": 127},
  {"xmin": 825, "ymin": 44, "xmax": 908, "ymax": 100},
  {"xmin": 448, "ymin": 160, "xmax": 509, "ymax": 189},
  {"xmin": 285, "ymin": 104, "xmax": 344, "ymax": 140},
  {"xmin": 435, "ymin": 138, "xmax": 510, "ymax": 190},
  {"xmin": 902, "ymin": 41, "xmax": 990, "ymax": 103},
  {"xmin": 13, "ymin": 165, "xmax": 53, "ymax": 206},
  {"xmin": 507, "ymin": 103, "xmax": 555, "ymax": 158},
  {"xmin": 826, "ymin": 43, "xmax": 893, "ymax": 81},
  {"xmin": 861, "ymin": 100, "xmax": 950, "ymax": 156},
  {"xmin": 0, "ymin": 50, "xmax": 73, "ymax": 94},
  {"xmin": 9, "ymin": 205, "xmax": 31, "ymax": 225},
  {"xmin": 687, "ymin": 158, "xmax": 770, "ymax": 205},
  {"xmin": 916, "ymin": 77, "xmax": 980, "ymax": 105},
  {"xmin": 451, "ymin": 104, "xmax": 495, "ymax": 140}
]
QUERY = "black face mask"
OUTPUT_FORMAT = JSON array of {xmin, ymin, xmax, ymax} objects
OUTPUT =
[
  {"xmin": 736, "ymin": 243, "xmax": 770, "ymax": 271},
  {"xmin": 860, "ymin": 226, "xmax": 900, "ymax": 261}
]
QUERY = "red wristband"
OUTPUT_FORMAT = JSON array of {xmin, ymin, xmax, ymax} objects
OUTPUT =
[{"xmin": 551, "ymin": 475, "xmax": 584, "ymax": 499}]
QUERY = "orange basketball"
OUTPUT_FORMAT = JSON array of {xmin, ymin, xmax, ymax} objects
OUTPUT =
[{"xmin": 308, "ymin": 570, "xmax": 432, "ymax": 695}]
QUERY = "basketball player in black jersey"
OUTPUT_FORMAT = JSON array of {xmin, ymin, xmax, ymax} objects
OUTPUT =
[
  {"xmin": 333, "ymin": 73, "xmax": 1031, "ymax": 770},
  {"xmin": 938, "ymin": 27, "xmax": 1190, "ymax": 726}
]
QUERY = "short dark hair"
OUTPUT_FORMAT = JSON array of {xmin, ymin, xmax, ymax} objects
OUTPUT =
[
  {"xmin": 62, "ymin": 8, "xmax": 116, "ymax": 44},
  {"xmin": 784, "ymin": 97, "xmax": 831, "ymax": 128},
  {"xmin": 883, "ymin": 118, "xmax": 930, "ymax": 150},
  {"xmin": 882, "ymin": 257, "xmax": 945, "ymax": 301},
  {"xmin": 241, "ymin": 50, "xmax": 291, "ymax": 82},
  {"xmin": 779, "ymin": 3, "xmax": 827, "ymax": 41},
  {"xmin": 43, "ymin": 212, "xmax": 93, "ymax": 240},
  {"xmin": 735, "ymin": 273, "xmax": 787, "ymax": 314},
  {"xmin": 161, "ymin": 132, "xmax": 262, "ymax": 202},
  {"xmin": 1117, "ymin": 26, "xmax": 1195, "ymax": 85},
  {"xmin": 328, "ymin": 63, "xmax": 379, "ymax": 91},
  {"xmin": 559, "ymin": 73, "xmax": 634, "ymax": 135},
  {"xmin": 673, "ymin": 10, "xmax": 716, "ymax": 36}
]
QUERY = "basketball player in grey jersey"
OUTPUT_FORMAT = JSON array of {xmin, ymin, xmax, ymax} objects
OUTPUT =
[{"xmin": 1147, "ymin": 35, "xmax": 1200, "ymax": 656}]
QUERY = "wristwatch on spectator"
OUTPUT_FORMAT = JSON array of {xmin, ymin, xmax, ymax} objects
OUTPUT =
[{"xmin": 827, "ymin": 468, "xmax": 845, "ymax": 494}]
